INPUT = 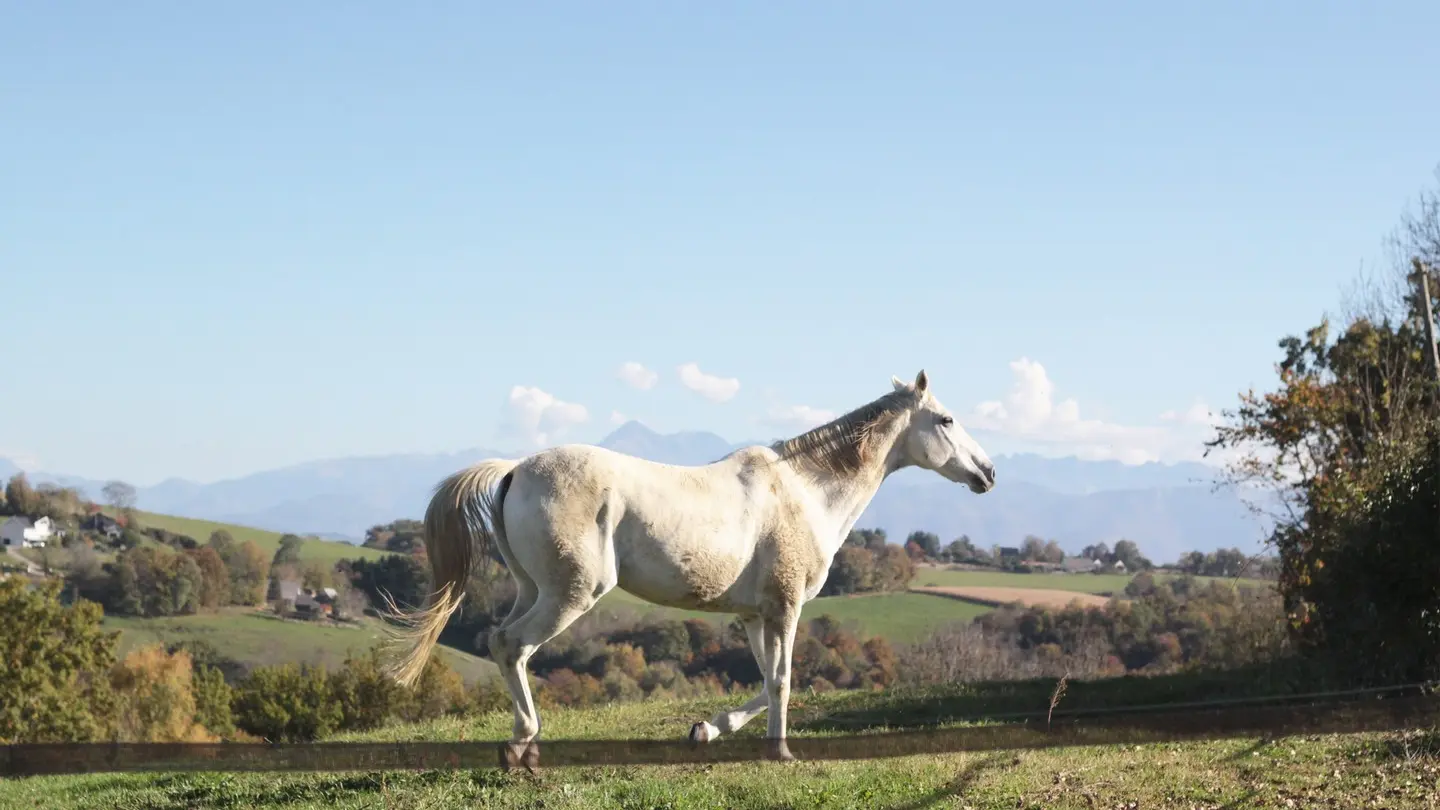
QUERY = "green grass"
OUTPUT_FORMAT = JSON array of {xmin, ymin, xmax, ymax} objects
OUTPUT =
[
  {"xmin": 3, "ymin": 672, "xmax": 1432, "ymax": 809},
  {"xmin": 102, "ymin": 609, "xmax": 498, "ymax": 685},
  {"xmin": 119, "ymin": 509, "xmax": 391, "ymax": 566},
  {"xmin": 593, "ymin": 588, "xmax": 988, "ymax": 643},
  {"xmin": 799, "ymin": 592, "xmax": 990, "ymax": 642},
  {"xmin": 911, "ymin": 567, "xmax": 1136, "ymax": 594},
  {"xmin": 909, "ymin": 566, "xmax": 1245, "ymax": 596}
]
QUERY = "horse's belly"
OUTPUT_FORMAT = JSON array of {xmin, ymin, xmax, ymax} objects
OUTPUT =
[{"xmin": 612, "ymin": 531, "xmax": 756, "ymax": 613}]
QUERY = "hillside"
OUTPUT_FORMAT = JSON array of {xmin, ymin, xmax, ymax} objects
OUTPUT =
[
  {"xmin": 102, "ymin": 609, "xmax": 497, "ymax": 685},
  {"xmin": 114, "ymin": 508, "xmax": 391, "ymax": 565},
  {"xmin": 601, "ymin": 586, "xmax": 991, "ymax": 643},
  {"xmin": 4, "ymin": 422, "xmax": 1275, "ymax": 562}
]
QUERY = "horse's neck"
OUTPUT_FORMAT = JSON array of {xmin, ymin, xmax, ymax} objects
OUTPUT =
[{"xmin": 809, "ymin": 423, "xmax": 910, "ymax": 556}]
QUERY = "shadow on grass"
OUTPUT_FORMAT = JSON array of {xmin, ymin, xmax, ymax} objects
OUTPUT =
[
  {"xmin": 795, "ymin": 660, "xmax": 1335, "ymax": 734},
  {"xmin": 879, "ymin": 752, "xmax": 1011, "ymax": 810},
  {"xmin": 1347, "ymin": 728, "xmax": 1440, "ymax": 763}
]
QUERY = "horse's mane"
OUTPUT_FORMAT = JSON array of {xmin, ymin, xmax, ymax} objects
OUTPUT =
[{"xmin": 770, "ymin": 387, "xmax": 921, "ymax": 477}]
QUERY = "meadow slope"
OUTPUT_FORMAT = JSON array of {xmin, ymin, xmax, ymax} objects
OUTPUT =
[{"xmin": 114, "ymin": 509, "xmax": 391, "ymax": 565}]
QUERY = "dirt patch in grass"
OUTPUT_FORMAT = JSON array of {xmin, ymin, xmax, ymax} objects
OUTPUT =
[{"xmin": 911, "ymin": 585, "xmax": 1114, "ymax": 609}]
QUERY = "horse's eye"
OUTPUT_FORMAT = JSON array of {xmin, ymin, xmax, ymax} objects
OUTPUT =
[{"xmin": 939, "ymin": 415, "xmax": 954, "ymax": 427}]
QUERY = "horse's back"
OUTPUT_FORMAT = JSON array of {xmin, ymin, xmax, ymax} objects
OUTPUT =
[{"xmin": 503, "ymin": 442, "xmax": 786, "ymax": 612}]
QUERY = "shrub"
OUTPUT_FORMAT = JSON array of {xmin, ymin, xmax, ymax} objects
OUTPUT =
[
  {"xmin": 109, "ymin": 644, "xmax": 215, "ymax": 742},
  {"xmin": 327, "ymin": 647, "xmax": 408, "ymax": 732},
  {"xmin": 192, "ymin": 664, "xmax": 235, "ymax": 738},
  {"xmin": 232, "ymin": 663, "xmax": 341, "ymax": 742},
  {"xmin": 399, "ymin": 656, "xmax": 469, "ymax": 723}
]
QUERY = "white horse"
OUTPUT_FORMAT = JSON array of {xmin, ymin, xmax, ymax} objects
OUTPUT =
[{"xmin": 384, "ymin": 369, "xmax": 995, "ymax": 764}]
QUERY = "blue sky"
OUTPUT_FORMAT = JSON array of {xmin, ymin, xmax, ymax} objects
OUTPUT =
[{"xmin": 3, "ymin": 2, "xmax": 1438, "ymax": 485}]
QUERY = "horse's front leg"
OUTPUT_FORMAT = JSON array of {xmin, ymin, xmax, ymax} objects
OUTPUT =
[
  {"xmin": 761, "ymin": 608, "xmax": 800, "ymax": 762},
  {"xmin": 690, "ymin": 616, "xmax": 767, "ymax": 743}
]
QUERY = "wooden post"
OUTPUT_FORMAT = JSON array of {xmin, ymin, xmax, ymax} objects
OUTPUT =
[
  {"xmin": 1413, "ymin": 259, "xmax": 1440, "ymax": 540},
  {"xmin": 1414, "ymin": 258, "xmax": 1440, "ymax": 390}
]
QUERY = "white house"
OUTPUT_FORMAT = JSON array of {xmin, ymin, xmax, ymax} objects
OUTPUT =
[{"xmin": 0, "ymin": 516, "xmax": 55, "ymax": 549}]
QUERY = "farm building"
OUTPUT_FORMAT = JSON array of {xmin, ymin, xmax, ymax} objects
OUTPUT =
[
  {"xmin": 0, "ymin": 516, "xmax": 55, "ymax": 549},
  {"xmin": 1062, "ymin": 556, "xmax": 1102, "ymax": 573}
]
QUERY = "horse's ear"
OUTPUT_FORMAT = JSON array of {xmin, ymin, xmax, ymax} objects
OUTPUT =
[
  {"xmin": 914, "ymin": 369, "xmax": 929, "ymax": 393},
  {"xmin": 891, "ymin": 375, "xmax": 908, "ymax": 391}
]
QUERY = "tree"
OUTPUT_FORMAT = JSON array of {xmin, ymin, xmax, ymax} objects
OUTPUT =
[
  {"xmin": 1206, "ymin": 168, "xmax": 1440, "ymax": 684},
  {"xmin": 905, "ymin": 531, "xmax": 942, "ymax": 560},
  {"xmin": 340, "ymin": 554, "xmax": 429, "ymax": 612},
  {"xmin": 845, "ymin": 528, "xmax": 888, "ymax": 553},
  {"xmin": 110, "ymin": 546, "xmax": 204, "ymax": 617},
  {"xmin": 186, "ymin": 546, "xmax": 231, "ymax": 609},
  {"xmin": 109, "ymin": 644, "xmax": 216, "ymax": 742},
  {"xmin": 1040, "ymin": 540, "xmax": 1066, "ymax": 564},
  {"xmin": 873, "ymin": 545, "xmax": 915, "ymax": 592},
  {"xmin": 944, "ymin": 535, "xmax": 978, "ymax": 563},
  {"xmin": 300, "ymin": 560, "xmax": 334, "ymax": 591},
  {"xmin": 102, "ymin": 480, "xmax": 137, "ymax": 512},
  {"xmin": 4, "ymin": 473, "xmax": 36, "ymax": 517},
  {"xmin": 207, "ymin": 530, "xmax": 236, "ymax": 560},
  {"xmin": 228, "ymin": 541, "xmax": 272, "ymax": 605},
  {"xmin": 821, "ymin": 545, "xmax": 877, "ymax": 595},
  {"xmin": 1111, "ymin": 539, "xmax": 1152, "ymax": 571},
  {"xmin": 273, "ymin": 535, "xmax": 304, "ymax": 566},
  {"xmin": 1020, "ymin": 535, "xmax": 1048, "ymax": 562},
  {"xmin": 0, "ymin": 578, "xmax": 120, "ymax": 742},
  {"xmin": 1082, "ymin": 542, "xmax": 1111, "ymax": 563}
]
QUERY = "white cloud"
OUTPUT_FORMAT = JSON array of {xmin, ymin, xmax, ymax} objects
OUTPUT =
[
  {"xmin": 761, "ymin": 404, "xmax": 838, "ymax": 432},
  {"xmin": 0, "ymin": 449, "xmax": 40, "ymax": 470},
  {"xmin": 677, "ymin": 362, "xmax": 740, "ymax": 403},
  {"xmin": 617, "ymin": 361, "xmax": 659, "ymax": 391},
  {"xmin": 1159, "ymin": 402, "xmax": 1221, "ymax": 427},
  {"xmin": 504, "ymin": 385, "xmax": 590, "ymax": 447},
  {"xmin": 610, "ymin": 410, "xmax": 629, "ymax": 426},
  {"xmin": 969, "ymin": 358, "xmax": 1224, "ymax": 465}
]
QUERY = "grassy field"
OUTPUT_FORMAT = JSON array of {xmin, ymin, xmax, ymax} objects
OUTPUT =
[
  {"xmin": 594, "ymin": 588, "xmax": 988, "ymax": 643},
  {"xmin": 3, "ymin": 673, "xmax": 1432, "ymax": 809},
  {"xmin": 913, "ymin": 585, "xmax": 1112, "ymax": 610},
  {"xmin": 102, "ymin": 609, "xmax": 498, "ymax": 684},
  {"xmin": 116, "ymin": 509, "xmax": 391, "ymax": 566},
  {"xmin": 909, "ymin": 566, "xmax": 1246, "ymax": 595},
  {"xmin": 911, "ymin": 567, "xmax": 1136, "ymax": 594}
]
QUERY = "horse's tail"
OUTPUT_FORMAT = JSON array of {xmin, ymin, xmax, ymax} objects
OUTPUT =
[{"xmin": 382, "ymin": 457, "xmax": 521, "ymax": 687}]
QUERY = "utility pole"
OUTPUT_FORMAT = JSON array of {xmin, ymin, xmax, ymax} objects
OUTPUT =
[
  {"xmin": 1414, "ymin": 258, "xmax": 1440, "ymax": 392},
  {"xmin": 1412, "ymin": 258, "xmax": 1440, "ymax": 542}
]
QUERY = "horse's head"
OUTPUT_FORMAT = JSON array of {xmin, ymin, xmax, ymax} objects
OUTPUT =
[{"xmin": 892, "ymin": 369, "xmax": 996, "ymax": 494}]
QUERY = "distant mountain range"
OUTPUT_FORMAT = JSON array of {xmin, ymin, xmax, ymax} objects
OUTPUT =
[{"xmin": 1, "ymin": 422, "xmax": 1274, "ymax": 564}]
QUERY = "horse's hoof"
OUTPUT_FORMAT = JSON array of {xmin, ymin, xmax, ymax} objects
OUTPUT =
[
  {"xmin": 499, "ymin": 741, "xmax": 538, "ymax": 773},
  {"xmin": 766, "ymin": 739, "xmax": 795, "ymax": 762},
  {"xmin": 689, "ymin": 722, "xmax": 716, "ymax": 744},
  {"xmin": 498, "ymin": 743, "xmax": 521, "ymax": 771}
]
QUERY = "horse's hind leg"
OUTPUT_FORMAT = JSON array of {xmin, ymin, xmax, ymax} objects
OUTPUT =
[
  {"xmin": 492, "ymin": 585, "xmax": 609, "ymax": 767},
  {"xmin": 491, "ymin": 487, "xmax": 620, "ymax": 769},
  {"xmin": 689, "ymin": 616, "xmax": 768, "ymax": 743},
  {"xmin": 489, "ymin": 516, "xmax": 539, "ymax": 639}
]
